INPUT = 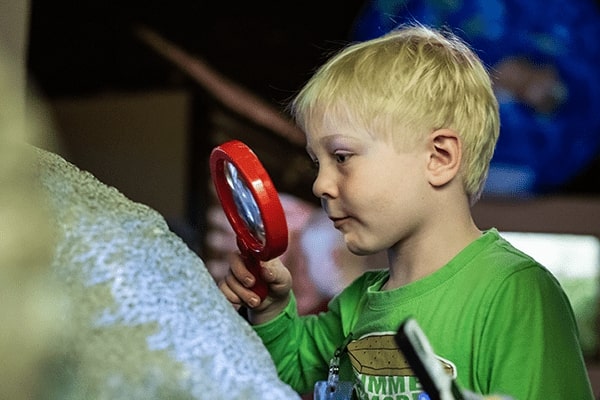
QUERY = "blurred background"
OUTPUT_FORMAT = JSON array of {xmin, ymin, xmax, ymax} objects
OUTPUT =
[
  {"xmin": 23, "ymin": 0, "xmax": 600, "ymax": 246},
  {"xmin": 26, "ymin": 0, "xmax": 367, "ymax": 247},
  {"xmin": 6, "ymin": 0, "xmax": 600, "ymax": 375}
]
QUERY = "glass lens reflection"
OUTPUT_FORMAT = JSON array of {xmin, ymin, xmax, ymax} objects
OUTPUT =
[{"xmin": 224, "ymin": 161, "xmax": 266, "ymax": 245}]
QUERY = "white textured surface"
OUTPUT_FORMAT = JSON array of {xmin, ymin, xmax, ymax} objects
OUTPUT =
[{"xmin": 37, "ymin": 148, "xmax": 299, "ymax": 399}]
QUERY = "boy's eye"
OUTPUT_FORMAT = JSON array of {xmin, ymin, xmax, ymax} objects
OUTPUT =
[{"xmin": 334, "ymin": 152, "xmax": 351, "ymax": 163}]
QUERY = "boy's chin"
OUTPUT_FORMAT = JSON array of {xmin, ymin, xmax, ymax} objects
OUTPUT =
[{"xmin": 344, "ymin": 239, "xmax": 381, "ymax": 257}]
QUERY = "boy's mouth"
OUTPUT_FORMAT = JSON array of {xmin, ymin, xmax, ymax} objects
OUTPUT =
[{"xmin": 330, "ymin": 216, "xmax": 349, "ymax": 229}]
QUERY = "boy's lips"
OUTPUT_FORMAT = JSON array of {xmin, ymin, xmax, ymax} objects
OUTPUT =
[{"xmin": 329, "ymin": 216, "xmax": 349, "ymax": 229}]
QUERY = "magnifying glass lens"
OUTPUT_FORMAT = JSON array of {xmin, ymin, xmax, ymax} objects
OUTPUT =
[
  {"xmin": 210, "ymin": 140, "xmax": 289, "ymax": 300},
  {"xmin": 224, "ymin": 161, "xmax": 266, "ymax": 245}
]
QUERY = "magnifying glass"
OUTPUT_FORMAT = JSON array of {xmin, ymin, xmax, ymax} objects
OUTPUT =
[{"xmin": 209, "ymin": 139, "xmax": 289, "ymax": 300}]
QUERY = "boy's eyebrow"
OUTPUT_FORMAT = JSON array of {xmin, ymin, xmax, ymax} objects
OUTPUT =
[
  {"xmin": 304, "ymin": 136, "xmax": 331, "ymax": 156},
  {"xmin": 305, "ymin": 134, "xmax": 357, "ymax": 155},
  {"xmin": 320, "ymin": 134, "xmax": 361, "ymax": 148}
]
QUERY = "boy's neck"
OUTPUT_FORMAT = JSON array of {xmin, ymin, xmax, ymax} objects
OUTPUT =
[{"xmin": 383, "ymin": 213, "xmax": 482, "ymax": 290}]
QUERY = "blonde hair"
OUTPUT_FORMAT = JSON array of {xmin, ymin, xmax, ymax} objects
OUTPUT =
[{"xmin": 290, "ymin": 24, "xmax": 499, "ymax": 204}]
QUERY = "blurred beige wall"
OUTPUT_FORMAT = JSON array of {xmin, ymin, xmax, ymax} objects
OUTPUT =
[
  {"xmin": 0, "ymin": 0, "xmax": 30, "ymax": 117},
  {"xmin": 49, "ymin": 90, "xmax": 190, "ymax": 221}
]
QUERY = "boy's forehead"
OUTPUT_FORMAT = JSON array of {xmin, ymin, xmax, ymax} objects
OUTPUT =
[
  {"xmin": 304, "ymin": 119, "xmax": 383, "ymax": 158},
  {"xmin": 304, "ymin": 113, "xmax": 362, "ymax": 142},
  {"xmin": 303, "ymin": 104, "xmax": 363, "ymax": 135}
]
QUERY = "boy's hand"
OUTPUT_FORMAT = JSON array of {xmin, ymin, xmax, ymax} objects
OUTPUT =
[{"xmin": 218, "ymin": 252, "xmax": 293, "ymax": 325}]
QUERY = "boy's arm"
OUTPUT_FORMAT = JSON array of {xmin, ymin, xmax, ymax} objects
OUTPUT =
[
  {"xmin": 219, "ymin": 253, "xmax": 349, "ymax": 393},
  {"xmin": 253, "ymin": 292, "xmax": 348, "ymax": 394},
  {"xmin": 478, "ymin": 267, "xmax": 593, "ymax": 399}
]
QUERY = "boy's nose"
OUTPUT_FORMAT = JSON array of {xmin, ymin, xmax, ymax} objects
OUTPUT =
[{"xmin": 312, "ymin": 168, "xmax": 336, "ymax": 200}]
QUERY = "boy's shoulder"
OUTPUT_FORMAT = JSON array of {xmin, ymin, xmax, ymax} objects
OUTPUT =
[
  {"xmin": 477, "ymin": 229, "xmax": 539, "ymax": 268},
  {"xmin": 467, "ymin": 229, "xmax": 561, "ymax": 286}
]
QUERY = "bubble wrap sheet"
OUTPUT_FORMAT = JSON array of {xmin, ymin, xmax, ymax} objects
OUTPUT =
[{"xmin": 36, "ymin": 148, "xmax": 300, "ymax": 400}]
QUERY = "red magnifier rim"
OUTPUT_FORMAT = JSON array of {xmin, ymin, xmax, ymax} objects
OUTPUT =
[{"xmin": 209, "ymin": 140, "xmax": 288, "ymax": 261}]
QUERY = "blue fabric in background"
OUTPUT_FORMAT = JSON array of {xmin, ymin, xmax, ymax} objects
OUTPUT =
[{"xmin": 351, "ymin": 0, "xmax": 600, "ymax": 196}]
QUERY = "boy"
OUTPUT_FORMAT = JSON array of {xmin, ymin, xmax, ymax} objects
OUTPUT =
[{"xmin": 219, "ymin": 25, "xmax": 593, "ymax": 399}]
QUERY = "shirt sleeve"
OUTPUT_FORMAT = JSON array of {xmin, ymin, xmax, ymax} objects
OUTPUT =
[
  {"xmin": 253, "ymin": 272, "xmax": 376, "ymax": 394},
  {"xmin": 253, "ymin": 292, "xmax": 346, "ymax": 394},
  {"xmin": 476, "ymin": 265, "xmax": 594, "ymax": 399}
]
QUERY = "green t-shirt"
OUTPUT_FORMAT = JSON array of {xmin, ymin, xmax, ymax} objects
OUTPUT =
[{"xmin": 254, "ymin": 229, "xmax": 593, "ymax": 399}]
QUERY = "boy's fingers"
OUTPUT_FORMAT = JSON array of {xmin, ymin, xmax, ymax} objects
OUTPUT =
[
  {"xmin": 217, "ymin": 278, "xmax": 242, "ymax": 306},
  {"xmin": 221, "ymin": 254, "xmax": 292, "ymax": 309},
  {"xmin": 227, "ymin": 252, "xmax": 257, "ymax": 288},
  {"xmin": 222, "ymin": 272, "xmax": 262, "ymax": 309},
  {"xmin": 260, "ymin": 258, "xmax": 292, "ymax": 294},
  {"xmin": 260, "ymin": 259, "xmax": 279, "ymax": 283}
]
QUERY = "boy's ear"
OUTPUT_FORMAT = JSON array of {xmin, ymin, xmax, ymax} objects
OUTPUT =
[{"xmin": 426, "ymin": 129, "xmax": 461, "ymax": 187}]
